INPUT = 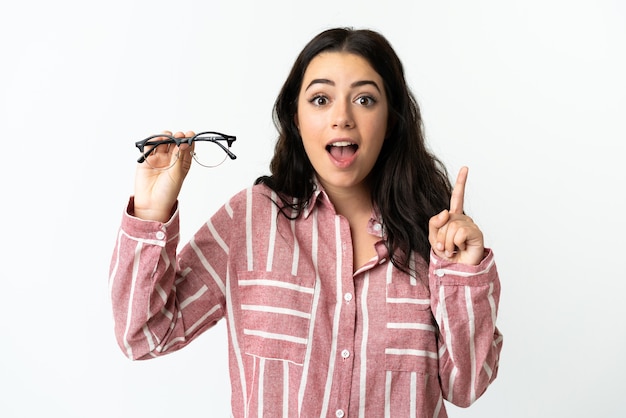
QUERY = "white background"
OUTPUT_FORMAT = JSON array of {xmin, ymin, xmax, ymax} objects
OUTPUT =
[{"xmin": 1, "ymin": 0, "xmax": 625, "ymax": 417}]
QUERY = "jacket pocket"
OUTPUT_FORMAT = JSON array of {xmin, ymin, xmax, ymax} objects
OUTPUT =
[
  {"xmin": 237, "ymin": 270, "xmax": 315, "ymax": 365},
  {"xmin": 385, "ymin": 277, "xmax": 439, "ymax": 374}
]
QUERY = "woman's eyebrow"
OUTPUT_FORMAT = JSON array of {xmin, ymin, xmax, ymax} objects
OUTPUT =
[
  {"xmin": 304, "ymin": 78, "xmax": 381, "ymax": 92},
  {"xmin": 351, "ymin": 80, "xmax": 381, "ymax": 92},
  {"xmin": 305, "ymin": 78, "xmax": 333, "ymax": 91}
]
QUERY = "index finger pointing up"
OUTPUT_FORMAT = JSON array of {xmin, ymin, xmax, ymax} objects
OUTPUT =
[{"xmin": 450, "ymin": 166, "xmax": 469, "ymax": 214}]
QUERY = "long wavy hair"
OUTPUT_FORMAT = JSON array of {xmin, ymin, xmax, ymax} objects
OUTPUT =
[{"xmin": 255, "ymin": 27, "xmax": 453, "ymax": 271}]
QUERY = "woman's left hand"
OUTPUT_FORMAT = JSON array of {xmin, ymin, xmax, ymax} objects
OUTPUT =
[{"xmin": 428, "ymin": 166, "xmax": 485, "ymax": 266}]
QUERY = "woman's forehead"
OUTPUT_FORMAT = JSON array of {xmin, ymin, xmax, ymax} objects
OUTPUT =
[{"xmin": 302, "ymin": 52, "xmax": 382, "ymax": 86}]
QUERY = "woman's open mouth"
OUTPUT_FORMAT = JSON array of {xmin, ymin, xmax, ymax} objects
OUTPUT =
[
  {"xmin": 326, "ymin": 141, "xmax": 358, "ymax": 158},
  {"xmin": 326, "ymin": 141, "xmax": 359, "ymax": 167}
]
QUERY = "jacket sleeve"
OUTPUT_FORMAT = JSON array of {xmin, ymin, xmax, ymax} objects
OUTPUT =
[
  {"xmin": 108, "ymin": 197, "xmax": 228, "ymax": 360},
  {"xmin": 429, "ymin": 249, "xmax": 503, "ymax": 407}
]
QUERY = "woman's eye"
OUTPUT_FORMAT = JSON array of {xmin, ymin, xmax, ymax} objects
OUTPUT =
[
  {"xmin": 356, "ymin": 95, "xmax": 376, "ymax": 106},
  {"xmin": 310, "ymin": 95, "xmax": 328, "ymax": 106}
]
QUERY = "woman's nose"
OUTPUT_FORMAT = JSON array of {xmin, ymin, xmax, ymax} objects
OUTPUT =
[{"xmin": 332, "ymin": 101, "xmax": 354, "ymax": 128}]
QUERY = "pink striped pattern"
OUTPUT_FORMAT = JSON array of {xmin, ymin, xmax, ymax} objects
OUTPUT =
[{"xmin": 109, "ymin": 184, "xmax": 503, "ymax": 417}]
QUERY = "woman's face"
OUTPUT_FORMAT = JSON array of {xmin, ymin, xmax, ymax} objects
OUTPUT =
[{"xmin": 295, "ymin": 51, "xmax": 388, "ymax": 196}]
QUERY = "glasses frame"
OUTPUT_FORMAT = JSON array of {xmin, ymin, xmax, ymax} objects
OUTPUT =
[{"xmin": 135, "ymin": 131, "xmax": 237, "ymax": 168}]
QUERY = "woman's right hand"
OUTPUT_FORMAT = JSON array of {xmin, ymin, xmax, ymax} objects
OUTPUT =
[{"xmin": 132, "ymin": 130, "xmax": 195, "ymax": 222}]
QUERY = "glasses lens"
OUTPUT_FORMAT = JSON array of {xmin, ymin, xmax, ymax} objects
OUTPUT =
[
  {"xmin": 142, "ymin": 141, "xmax": 179, "ymax": 170},
  {"xmin": 191, "ymin": 139, "xmax": 229, "ymax": 167}
]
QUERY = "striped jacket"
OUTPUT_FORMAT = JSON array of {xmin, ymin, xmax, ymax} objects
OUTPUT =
[{"xmin": 109, "ymin": 183, "xmax": 502, "ymax": 417}]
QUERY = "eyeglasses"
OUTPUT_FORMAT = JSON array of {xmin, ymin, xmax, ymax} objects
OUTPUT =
[{"xmin": 135, "ymin": 131, "xmax": 237, "ymax": 170}]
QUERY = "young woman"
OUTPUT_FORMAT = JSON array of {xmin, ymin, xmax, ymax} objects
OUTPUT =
[{"xmin": 110, "ymin": 27, "xmax": 502, "ymax": 417}]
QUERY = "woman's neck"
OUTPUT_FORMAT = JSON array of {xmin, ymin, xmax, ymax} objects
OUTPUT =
[{"xmin": 322, "ymin": 182, "xmax": 373, "ymax": 219}]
